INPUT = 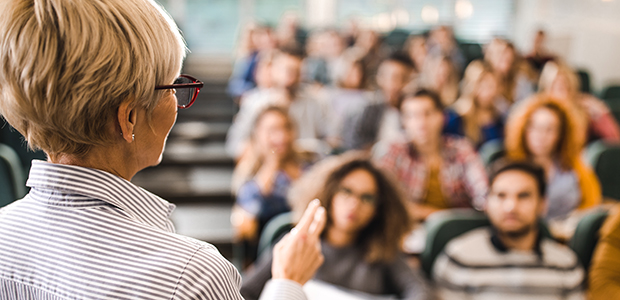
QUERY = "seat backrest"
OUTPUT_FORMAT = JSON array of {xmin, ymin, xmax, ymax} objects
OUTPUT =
[
  {"xmin": 569, "ymin": 209, "xmax": 608, "ymax": 273},
  {"xmin": 420, "ymin": 209, "xmax": 490, "ymax": 277},
  {"xmin": 602, "ymin": 85, "xmax": 620, "ymax": 100},
  {"xmin": 576, "ymin": 69, "xmax": 591, "ymax": 94},
  {"xmin": 0, "ymin": 143, "xmax": 26, "ymax": 207},
  {"xmin": 257, "ymin": 212, "xmax": 293, "ymax": 259},
  {"xmin": 420, "ymin": 209, "xmax": 554, "ymax": 278},
  {"xmin": 478, "ymin": 139, "xmax": 505, "ymax": 167},
  {"xmin": 587, "ymin": 141, "xmax": 620, "ymax": 200}
]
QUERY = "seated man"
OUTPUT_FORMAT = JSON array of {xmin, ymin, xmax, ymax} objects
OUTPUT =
[
  {"xmin": 377, "ymin": 89, "xmax": 488, "ymax": 221},
  {"xmin": 433, "ymin": 160, "xmax": 585, "ymax": 300}
]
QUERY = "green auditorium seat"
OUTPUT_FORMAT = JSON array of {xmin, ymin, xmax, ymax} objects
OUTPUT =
[
  {"xmin": 420, "ymin": 209, "xmax": 552, "ymax": 278},
  {"xmin": 586, "ymin": 141, "xmax": 620, "ymax": 201},
  {"xmin": 576, "ymin": 69, "xmax": 591, "ymax": 94},
  {"xmin": 0, "ymin": 143, "xmax": 26, "ymax": 207},
  {"xmin": 569, "ymin": 209, "xmax": 608, "ymax": 274},
  {"xmin": 601, "ymin": 85, "xmax": 620, "ymax": 100},
  {"xmin": 257, "ymin": 212, "xmax": 293, "ymax": 259}
]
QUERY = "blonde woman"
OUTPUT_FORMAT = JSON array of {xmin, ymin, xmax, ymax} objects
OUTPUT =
[
  {"xmin": 0, "ymin": 0, "xmax": 324, "ymax": 298},
  {"xmin": 539, "ymin": 61, "xmax": 620, "ymax": 143}
]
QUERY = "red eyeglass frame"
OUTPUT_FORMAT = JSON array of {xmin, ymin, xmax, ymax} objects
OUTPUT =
[{"xmin": 154, "ymin": 74, "xmax": 204, "ymax": 109}]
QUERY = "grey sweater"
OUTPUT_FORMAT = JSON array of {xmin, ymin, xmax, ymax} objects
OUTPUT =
[{"xmin": 241, "ymin": 240, "xmax": 431, "ymax": 300}]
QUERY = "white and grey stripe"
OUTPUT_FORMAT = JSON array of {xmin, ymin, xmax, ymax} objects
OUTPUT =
[{"xmin": 0, "ymin": 160, "xmax": 289, "ymax": 299}]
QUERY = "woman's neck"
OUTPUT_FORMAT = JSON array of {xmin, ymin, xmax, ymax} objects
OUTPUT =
[
  {"xmin": 325, "ymin": 227, "xmax": 357, "ymax": 248},
  {"xmin": 50, "ymin": 145, "xmax": 138, "ymax": 181}
]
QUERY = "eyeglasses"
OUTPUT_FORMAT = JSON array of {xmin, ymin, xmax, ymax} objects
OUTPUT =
[
  {"xmin": 155, "ymin": 74, "xmax": 204, "ymax": 109},
  {"xmin": 336, "ymin": 186, "xmax": 378, "ymax": 205}
]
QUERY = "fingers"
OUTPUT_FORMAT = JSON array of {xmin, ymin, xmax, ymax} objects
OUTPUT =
[
  {"xmin": 308, "ymin": 206, "xmax": 326, "ymax": 240},
  {"xmin": 293, "ymin": 199, "xmax": 321, "ymax": 237}
]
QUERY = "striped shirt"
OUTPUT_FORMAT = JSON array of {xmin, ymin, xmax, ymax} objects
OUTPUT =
[
  {"xmin": 0, "ymin": 160, "xmax": 305, "ymax": 300},
  {"xmin": 432, "ymin": 227, "xmax": 585, "ymax": 300}
]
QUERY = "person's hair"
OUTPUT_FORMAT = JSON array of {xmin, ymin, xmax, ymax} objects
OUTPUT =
[
  {"xmin": 334, "ymin": 56, "xmax": 367, "ymax": 90},
  {"xmin": 401, "ymin": 89, "xmax": 445, "ymax": 112},
  {"xmin": 425, "ymin": 55, "xmax": 459, "ymax": 106},
  {"xmin": 505, "ymin": 94, "xmax": 586, "ymax": 171},
  {"xmin": 383, "ymin": 51, "xmax": 415, "ymax": 70},
  {"xmin": 231, "ymin": 106, "xmax": 298, "ymax": 192},
  {"xmin": 276, "ymin": 45, "xmax": 306, "ymax": 60},
  {"xmin": 489, "ymin": 159, "xmax": 547, "ymax": 198},
  {"xmin": 0, "ymin": 0, "xmax": 185, "ymax": 158},
  {"xmin": 538, "ymin": 61, "xmax": 581, "ymax": 101},
  {"xmin": 459, "ymin": 63, "xmax": 501, "ymax": 144},
  {"xmin": 288, "ymin": 152, "xmax": 411, "ymax": 263}
]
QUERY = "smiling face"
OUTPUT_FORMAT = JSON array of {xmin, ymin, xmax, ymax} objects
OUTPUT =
[
  {"xmin": 486, "ymin": 170, "xmax": 545, "ymax": 238},
  {"xmin": 329, "ymin": 169, "xmax": 378, "ymax": 235},
  {"xmin": 525, "ymin": 107, "xmax": 562, "ymax": 158}
]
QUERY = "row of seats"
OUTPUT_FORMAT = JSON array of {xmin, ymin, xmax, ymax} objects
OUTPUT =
[{"xmin": 257, "ymin": 208, "xmax": 609, "ymax": 280}]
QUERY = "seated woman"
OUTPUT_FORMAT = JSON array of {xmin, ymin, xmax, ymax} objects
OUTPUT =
[
  {"xmin": 231, "ymin": 106, "xmax": 304, "ymax": 242},
  {"xmin": 539, "ymin": 61, "xmax": 620, "ymax": 143},
  {"xmin": 505, "ymin": 95, "xmax": 601, "ymax": 222},
  {"xmin": 241, "ymin": 153, "xmax": 430, "ymax": 300},
  {"xmin": 377, "ymin": 89, "xmax": 488, "ymax": 221},
  {"xmin": 453, "ymin": 63, "xmax": 507, "ymax": 148},
  {"xmin": 493, "ymin": 42, "xmax": 536, "ymax": 104}
]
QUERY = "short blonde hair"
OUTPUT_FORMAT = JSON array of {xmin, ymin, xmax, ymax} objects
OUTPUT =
[{"xmin": 0, "ymin": 0, "xmax": 186, "ymax": 157}]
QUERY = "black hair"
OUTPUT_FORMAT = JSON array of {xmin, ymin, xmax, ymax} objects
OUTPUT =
[
  {"xmin": 382, "ymin": 51, "xmax": 414, "ymax": 70},
  {"xmin": 277, "ymin": 45, "xmax": 305, "ymax": 59},
  {"xmin": 400, "ymin": 88, "xmax": 444, "ymax": 111},
  {"xmin": 489, "ymin": 159, "xmax": 547, "ymax": 198}
]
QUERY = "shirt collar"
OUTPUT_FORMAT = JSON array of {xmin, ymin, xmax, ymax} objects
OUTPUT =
[
  {"xmin": 489, "ymin": 225, "xmax": 544, "ymax": 257},
  {"xmin": 26, "ymin": 160, "xmax": 176, "ymax": 232}
]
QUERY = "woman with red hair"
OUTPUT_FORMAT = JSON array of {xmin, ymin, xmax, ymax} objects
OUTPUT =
[{"xmin": 504, "ymin": 95, "xmax": 601, "ymax": 221}]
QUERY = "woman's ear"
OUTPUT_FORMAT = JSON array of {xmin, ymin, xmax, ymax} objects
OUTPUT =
[{"xmin": 117, "ymin": 100, "xmax": 137, "ymax": 143}]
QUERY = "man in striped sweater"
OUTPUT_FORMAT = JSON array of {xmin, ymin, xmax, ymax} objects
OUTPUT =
[{"xmin": 432, "ymin": 160, "xmax": 585, "ymax": 299}]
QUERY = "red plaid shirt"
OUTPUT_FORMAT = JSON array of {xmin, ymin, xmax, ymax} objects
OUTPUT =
[{"xmin": 377, "ymin": 136, "xmax": 488, "ymax": 209}]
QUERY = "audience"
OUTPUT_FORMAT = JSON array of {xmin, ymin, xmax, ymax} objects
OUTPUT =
[
  {"xmin": 505, "ymin": 95, "xmax": 601, "ymax": 221},
  {"xmin": 342, "ymin": 52, "xmax": 414, "ymax": 150},
  {"xmin": 231, "ymin": 106, "xmax": 304, "ymax": 243},
  {"xmin": 241, "ymin": 153, "xmax": 430, "ymax": 300},
  {"xmin": 226, "ymin": 47, "xmax": 333, "ymax": 159},
  {"xmin": 493, "ymin": 42, "xmax": 536, "ymax": 103},
  {"xmin": 228, "ymin": 23, "xmax": 277, "ymax": 100},
  {"xmin": 433, "ymin": 160, "xmax": 585, "ymax": 299},
  {"xmin": 427, "ymin": 26, "xmax": 466, "ymax": 73},
  {"xmin": 589, "ymin": 204, "xmax": 620, "ymax": 299},
  {"xmin": 453, "ymin": 63, "xmax": 507, "ymax": 148},
  {"xmin": 539, "ymin": 61, "xmax": 620, "ymax": 143},
  {"xmin": 377, "ymin": 90, "xmax": 488, "ymax": 221},
  {"xmin": 422, "ymin": 55, "xmax": 460, "ymax": 107},
  {"xmin": 321, "ymin": 56, "xmax": 371, "ymax": 149}
]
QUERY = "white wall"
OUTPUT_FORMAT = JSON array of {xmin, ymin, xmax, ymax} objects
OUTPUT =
[{"xmin": 513, "ymin": 0, "xmax": 620, "ymax": 92}]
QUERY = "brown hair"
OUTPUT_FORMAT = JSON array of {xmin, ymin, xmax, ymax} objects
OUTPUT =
[
  {"xmin": 460, "ymin": 63, "xmax": 501, "ymax": 144},
  {"xmin": 288, "ymin": 152, "xmax": 411, "ymax": 263},
  {"xmin": 505, "ymin": 95, "xmax": 586, "ymax": 170},
  {"xmin": 231, "ymin": 106, "xmax": 298, "ymax": 192}
]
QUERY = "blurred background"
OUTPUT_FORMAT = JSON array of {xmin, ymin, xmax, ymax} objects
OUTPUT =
[{"xmin": 3, "ymin": 0, "xmax": 620, "ymax": 267}]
